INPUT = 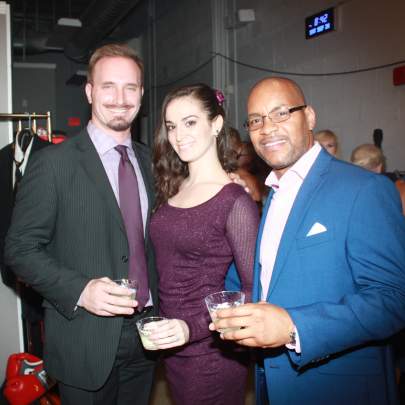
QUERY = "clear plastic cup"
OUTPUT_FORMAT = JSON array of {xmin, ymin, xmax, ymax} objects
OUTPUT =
[
  {"xmin": 136, "ymin": 316, "xmax": 167, "ymax": 350},
  {"xmin": 205, "ymin": 291, "xmax": 245, "ymax": 333},
  {"xmin": 112, "ymin": 279, "xmax": 138, "ymax": 300}
]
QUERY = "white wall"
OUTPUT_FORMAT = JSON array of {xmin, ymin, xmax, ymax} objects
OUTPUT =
[
  {"xmin": 0, "ymin": 1, "xmax": 24, "ymax": 383},
  {"xmin": 232, "ymin": 0, "xmax": 405, "ymax": 169},
  {"xmin": 0, "ymin": 1, "xmax": 12, "ymax": 148}
]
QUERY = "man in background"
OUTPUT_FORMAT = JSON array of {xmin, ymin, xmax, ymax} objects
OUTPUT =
[
  {"xmin": 350, "ymin": 142, "xmax": 385, "ymax": 173},
  {"xmin": 351, "ymin": 143, "xmax": 405, "ymax": 215}
]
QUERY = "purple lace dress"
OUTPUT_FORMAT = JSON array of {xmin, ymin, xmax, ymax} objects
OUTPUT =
[{"xmin": 150, "ymin": 183, "xmax": 259, "ymax": 405}]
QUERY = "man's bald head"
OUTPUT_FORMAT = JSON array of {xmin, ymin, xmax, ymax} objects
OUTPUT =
[
  {"xmin": 246, "ymin": 77, "xmax": 316, "ymax": 178},
  {"xmin": 248, "ymin": 77, "xmax": 307, "ymax": 109}
]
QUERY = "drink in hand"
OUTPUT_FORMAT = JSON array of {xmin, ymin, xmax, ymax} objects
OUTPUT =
[
  {"xmin": 112, "ymin": 279, "xmax": 138, "ymax": 300},
  {"xmin": 136, "ymin": 316, "xmax": 167, "ymax": 350},
  {"xmin": 205, "ymin": 291, "xmax": 245, "ymax": 333}
]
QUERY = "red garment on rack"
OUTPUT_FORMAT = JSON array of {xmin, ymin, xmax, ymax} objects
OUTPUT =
[{"xmin": 38, "ymin": 134, "xmax": 67, "ymax": 144}]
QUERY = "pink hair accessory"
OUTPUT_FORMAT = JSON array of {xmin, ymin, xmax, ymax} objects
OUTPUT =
[{"xmin": 215, "ymin": 89, "xmax": 225, "ymax": 106}]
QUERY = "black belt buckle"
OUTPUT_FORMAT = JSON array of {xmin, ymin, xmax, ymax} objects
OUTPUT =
[
  {"xmin": 123, "ymin": 306, "xmax": 154, "ymax": 323},
  {"xmin": 139, "ymin": 306, "xmax": 154, "ymax": 316}
]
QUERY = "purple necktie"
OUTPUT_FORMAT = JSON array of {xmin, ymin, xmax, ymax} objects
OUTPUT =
[{"xmin": 115, "ymin": 145, "xmax": 149, "ymax": 310}]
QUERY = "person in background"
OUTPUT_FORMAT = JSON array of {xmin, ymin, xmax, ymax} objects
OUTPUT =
[
  {"xmin": 350, "ymin": 143, "xmax": 385, "ymax": 173},
  {"xmin": 350, "ymin": 143, "xmax": 405, "ymax": 215},
  {"xmin": 148, "ymin": 83, "xmax": 259, "ymax": 405},
  {"xmin": 228, "ymin": 127, "xmax": 265, "ymax": 209},
  {"xmin": 5, "ymin": 43, "xmax": 158, "ymax": 405},
  {"xmin": 351, "ymin": 142, "xmax": 405, "ymax": 395},
  {"xmin": 0, "ymin": 128, "xmax": 51, "ymax": 358},
  {"xmin": 314, "ymin": 129, "xmax": 339, "ymax": 157},
  {"xmin": 211, "ymin": 77, "xmax": 405, "ymax": 405}
]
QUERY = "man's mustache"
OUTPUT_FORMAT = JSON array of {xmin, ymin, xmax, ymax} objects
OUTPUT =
[
  {"xmin": 103, "ymin": 103, "xmax": 135, "ymax": 109},
  {"xmin": 259, "ymin": 136, "xmax": 287, "ymax": 146}
]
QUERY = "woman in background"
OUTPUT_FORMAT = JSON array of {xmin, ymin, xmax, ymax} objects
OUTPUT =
[
  {"xmin": 228, "ymin": 127, "xmax": 267, "ymax": 212},
  {"xmin": 314, "ymin": 129, "xmax": 339, "ymax": 157},
  {"xmin": 149, "ymin": 83, "xmax": 259, "ymax": 405}
]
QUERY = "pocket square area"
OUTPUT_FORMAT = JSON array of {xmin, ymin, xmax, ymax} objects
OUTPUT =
[{"xmin": 306, "ymin": 222, "xmax": 327, "ymax": 236}]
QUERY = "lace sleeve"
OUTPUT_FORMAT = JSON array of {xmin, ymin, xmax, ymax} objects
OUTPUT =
[{"xmin": 225, "ymin": 192, "xmax": 260, "ymax": 302}]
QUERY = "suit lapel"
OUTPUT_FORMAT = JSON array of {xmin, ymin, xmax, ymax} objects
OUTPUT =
[
  {"xmin": 132, "ymin": 142, "xmax": 154, "ymax": 236},
  {"xmin": 132, "ymin": 141, "xmax": 158, "ymax": 297},
  {"xmin": 76, "ymin": 131, "xmax": 125, "ymax": 234},
  {"xmin": 252, "ymin": 188, "xmax": 274, "ymax": 302},
  {"xmin": 267, "ymin": 150, "xmax": 332, "ymax": 299},
  {"xmin": 132, "ymin": 143, "xmax": 154, "ymax": 206}
]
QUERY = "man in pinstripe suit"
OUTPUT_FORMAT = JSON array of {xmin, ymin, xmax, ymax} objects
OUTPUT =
[{"xmin": 5, "ymin": 44, "xmax": 158, "ymax": 405}]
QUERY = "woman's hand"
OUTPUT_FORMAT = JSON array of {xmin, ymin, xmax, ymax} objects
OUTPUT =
[
  {"xmin": 228, "ymin": 172, "xmax": 250, "ymax": 194},
  {"xmin": 149, "ymin": 318, "xmax": 190, "ymax": 349}
]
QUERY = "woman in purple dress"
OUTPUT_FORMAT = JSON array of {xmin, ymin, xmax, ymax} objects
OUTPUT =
[{"xmin": 149, "ymin": 83, "xmax": 259, "ymax": 404}]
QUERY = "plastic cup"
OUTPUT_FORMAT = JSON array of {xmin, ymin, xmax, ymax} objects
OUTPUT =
[
  {"xmin": 204, "ymin": 291, "xmax": 245, "ymax": 333},
  {"xmin": 112, "ymin": 279, "xmax": 138, "ymax": 300},
  {"xmin": 136, "ymin": 316, "xmax": 167, "ymax": 350}
]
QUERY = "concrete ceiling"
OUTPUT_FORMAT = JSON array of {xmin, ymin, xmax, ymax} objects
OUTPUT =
[{"xmin": 9, "ymin": 0, "xmax": 146, "ymax": 61}]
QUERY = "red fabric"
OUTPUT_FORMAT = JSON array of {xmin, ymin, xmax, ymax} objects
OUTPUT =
[
  {"xmin": 4, "ymin": 374, "xmax": 46, "ymax": 405},
  {"xmin": 6, "ymin": 353, "xmax": 42, "ymax": 380},
  {"xmin": 38, "ymin": 134, "xmax": 67, "ymax": 144}
]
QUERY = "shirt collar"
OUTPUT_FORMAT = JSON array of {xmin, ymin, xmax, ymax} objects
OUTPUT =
[
  {"xmin": 265, "ymin": 142, "xmax": 322, "ymax": 190},
  {"xmin": 87, "ymin": 121, "xmax": 132, "ymax": 156}
]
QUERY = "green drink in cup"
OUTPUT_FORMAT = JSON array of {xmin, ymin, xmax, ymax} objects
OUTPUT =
[{"xmin": 136, "ymin": 316, "xmax": 167, "ymax": 350}]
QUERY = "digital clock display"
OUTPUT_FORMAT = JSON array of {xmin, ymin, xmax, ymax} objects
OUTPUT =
[{"xmin": 306, "ymin": 8, "xmax": 334, "ymax": 39}]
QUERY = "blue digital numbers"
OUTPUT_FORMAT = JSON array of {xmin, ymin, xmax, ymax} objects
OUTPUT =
[{"xmin": 306, "ymin": 8, "xmax": 334, "ymax": 39}]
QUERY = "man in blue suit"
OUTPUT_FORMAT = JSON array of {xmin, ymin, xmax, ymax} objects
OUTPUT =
[{"xmin": 211, "ymin": 77, "xmax": 405, "ymax": 404}]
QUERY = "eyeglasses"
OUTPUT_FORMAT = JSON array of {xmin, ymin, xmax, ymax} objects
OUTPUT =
[{"xmin": 244, "ymin": 105, "xmax": 307, "ymax": 131}]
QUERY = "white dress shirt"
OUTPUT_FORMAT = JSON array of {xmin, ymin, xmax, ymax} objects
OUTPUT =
[
  {"xmin": 260, "ymin": 142, "xmax": 322, "ymax": 352},
  {"xmin": 87, "ymin": 121, "xmax": 148, "ymax": 231},
  {"xmin": 85, "ymin": 121, "xmax": 152, "ymax": 306}
]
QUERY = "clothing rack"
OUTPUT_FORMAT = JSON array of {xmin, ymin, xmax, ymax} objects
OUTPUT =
[{"xmin": 0, "ymin": 111, "xmax": 52, "ymax": 142}]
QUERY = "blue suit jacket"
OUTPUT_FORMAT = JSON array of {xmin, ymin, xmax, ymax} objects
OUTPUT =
[{"xmin": 253, "ymin": 149, "xmax": 405, "ymax": 405}]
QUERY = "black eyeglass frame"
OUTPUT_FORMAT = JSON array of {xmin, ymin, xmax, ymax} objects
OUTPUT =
[{"xmin": 244, "ymin": 104, "xmax": 307, "ymax": 130}]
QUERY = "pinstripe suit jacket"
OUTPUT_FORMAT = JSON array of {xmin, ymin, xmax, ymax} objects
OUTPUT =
[{"xmin": 5, "ymin": 129, "xmax": 158, "ymax": 390}]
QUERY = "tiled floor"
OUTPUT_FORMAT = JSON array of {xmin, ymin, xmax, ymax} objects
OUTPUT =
[{"xmin": 150, "ymin": 362, "xmax": 255, "ymax": 405}]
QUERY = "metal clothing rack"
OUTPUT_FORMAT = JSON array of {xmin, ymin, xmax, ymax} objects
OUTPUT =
[{"xmin": 0, "ymin": 111, "xmax": 52, "ymax": 142}]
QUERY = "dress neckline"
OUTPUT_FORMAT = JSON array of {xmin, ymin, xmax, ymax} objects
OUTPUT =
[{"xmin": 166, "ymin": 182, "xmax": 237, "ymax": 210}]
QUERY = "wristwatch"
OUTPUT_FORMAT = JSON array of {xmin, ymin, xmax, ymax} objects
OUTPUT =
[{"xmin": 289, "ymin": 327, "xmax": 297, "ymax": 347}]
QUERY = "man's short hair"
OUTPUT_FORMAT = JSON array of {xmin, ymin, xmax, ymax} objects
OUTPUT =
[
  {"xmin": 350, "ymin": 143, "xmax": 385, "ymax": 171},
  {"xmin": 87, "ymin": 43, "xmax": 144, "ymax": 84},
  {"xmin": 314, "ymin": 129, "xmax": 338, "ymax": 144}
]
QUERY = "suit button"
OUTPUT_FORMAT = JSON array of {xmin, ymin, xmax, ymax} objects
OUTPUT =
[{"xmin": 121, "ymin": 255, "xmax": 128, "ymax": 263}]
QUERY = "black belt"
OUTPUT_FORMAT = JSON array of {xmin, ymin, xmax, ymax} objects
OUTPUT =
[
  {"xmin": 123, "ymin": 306, "xmax": 154, "ymax": 324},
  {"xmin": 138, "ymin": 306, "xmax": 154, "ymax": 316}
]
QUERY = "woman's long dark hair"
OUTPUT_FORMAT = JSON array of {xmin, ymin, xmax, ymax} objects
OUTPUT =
[{"xmin": 153, "ymin": 83, "xmax": 238, "ymax": 210}]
